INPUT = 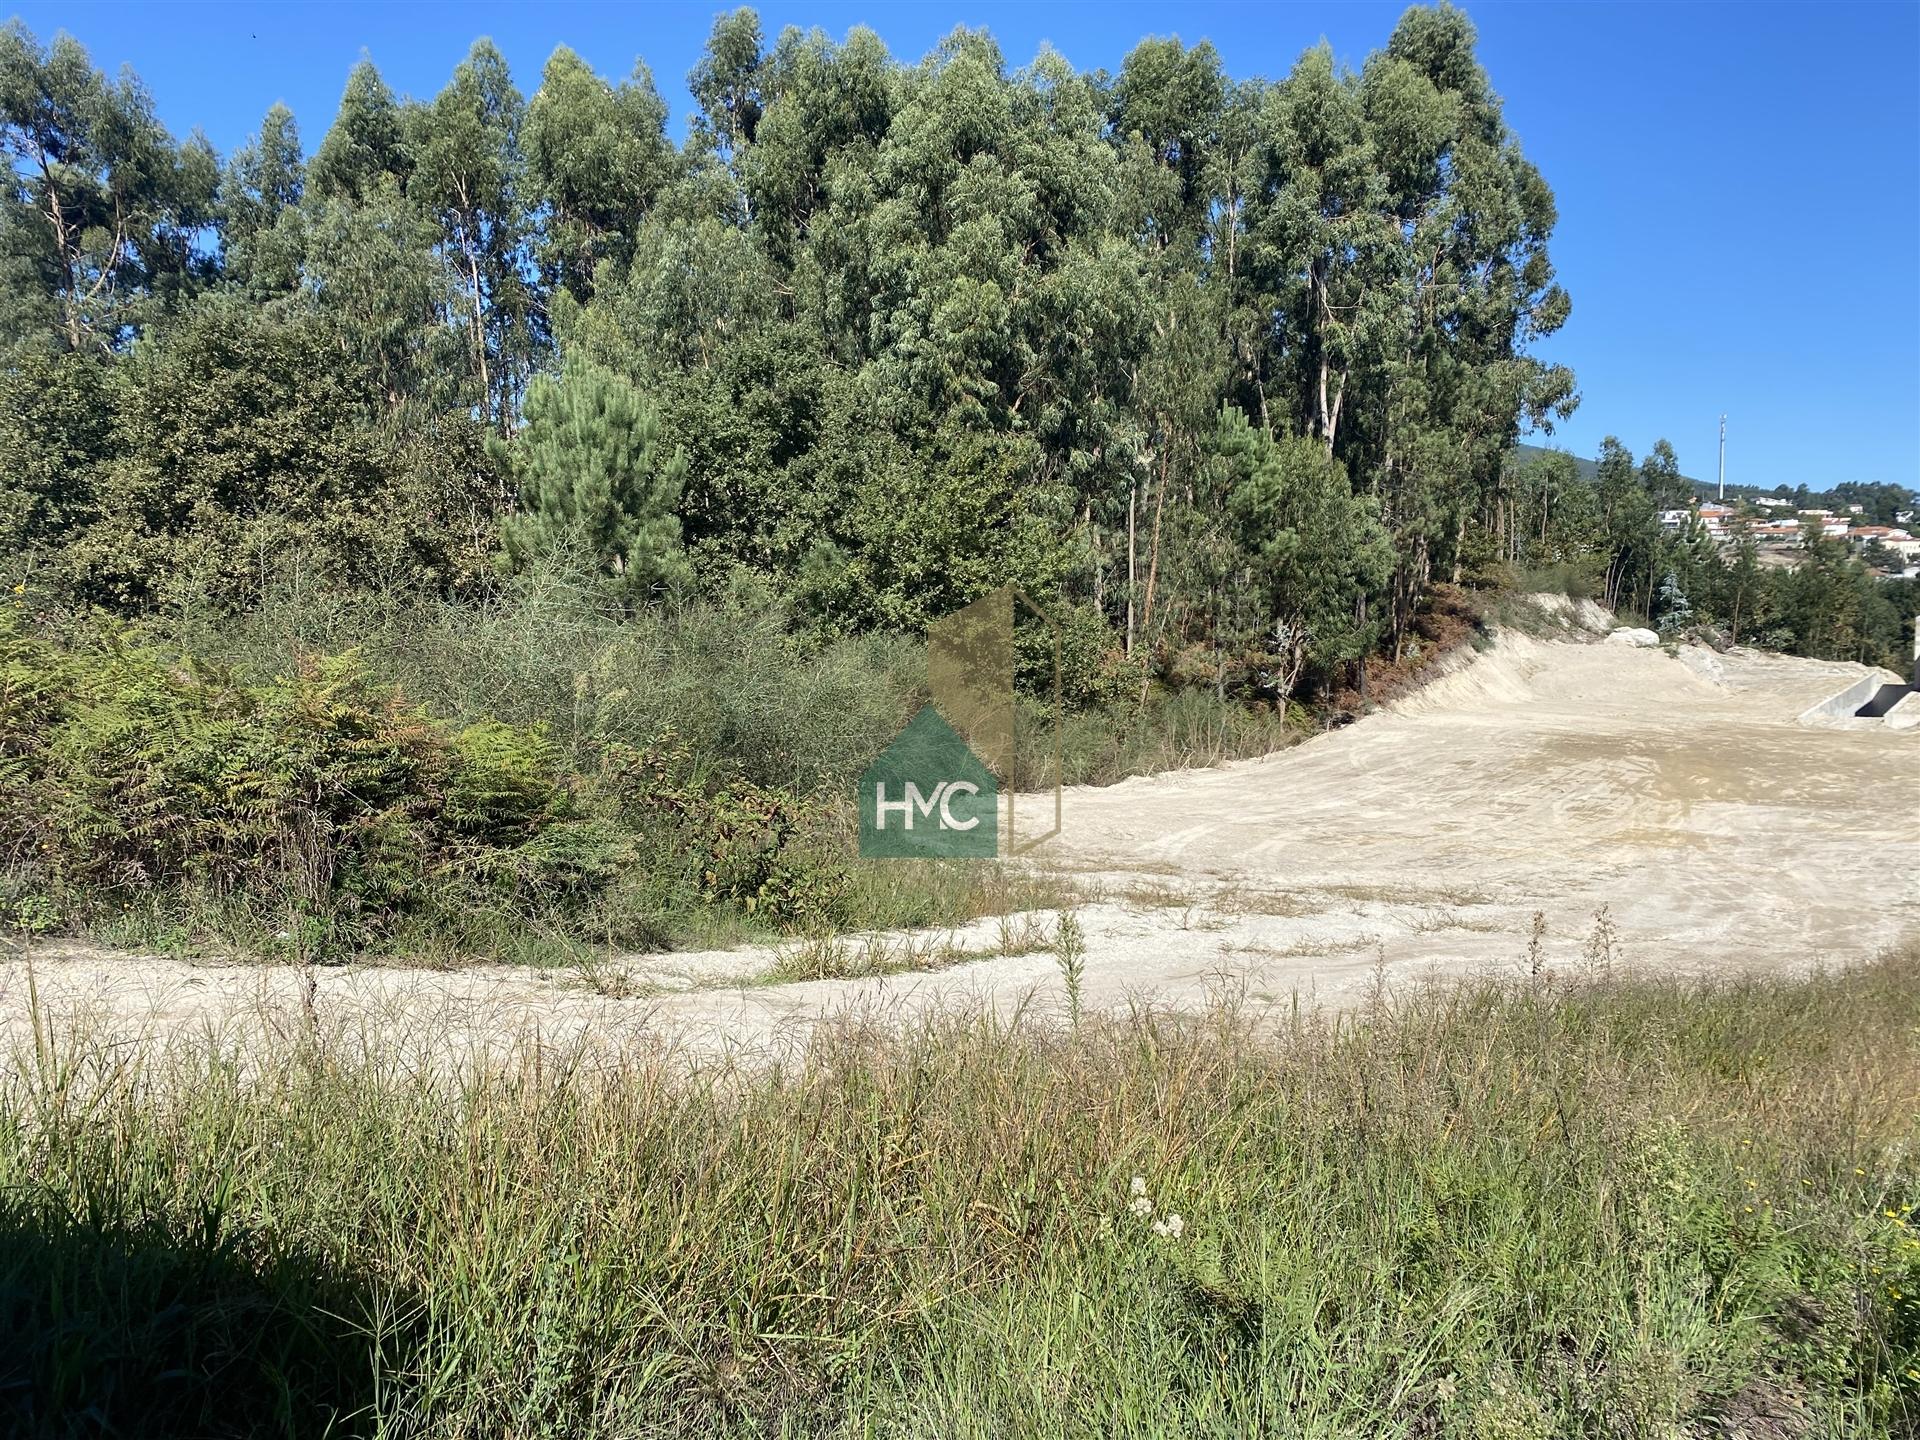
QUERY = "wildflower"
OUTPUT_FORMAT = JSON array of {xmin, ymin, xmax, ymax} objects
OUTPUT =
[
  {"xmin": 1151, "ymin": 1213, "xmax": 1185, "ymax": 1240},
  {"xmin": 1129, "ymin": 1194, "xmax": 1153, "ymax": 1219},
  {"xmin": 1130, "ymin": 1175, "xmax": 1148, "ymax": 1197},
  {"xmin": 1856, "ymin": 1167, "xmax": 1868, "ymax": 1176}
]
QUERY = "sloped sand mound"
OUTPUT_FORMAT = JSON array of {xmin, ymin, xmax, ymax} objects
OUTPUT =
[{"xmin": 6, "ymin": 627, "xmax": 1915, "ymax": 1066}]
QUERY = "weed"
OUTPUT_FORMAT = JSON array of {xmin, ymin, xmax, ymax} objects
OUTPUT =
[
  {"xmin": 1584, "ymin": 903, "xmax": 1620, "ymax": 976},
  {"xmin": 1054, "ymin": 911, "xmax": 1087, "ymax": 1027},
  {"xmin": 3, "ymin": 949, "xmax": 1916, "ymax": 1435}
]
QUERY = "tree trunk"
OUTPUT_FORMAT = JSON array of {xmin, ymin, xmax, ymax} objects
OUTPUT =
[
  {"xmin": 454, "ymin": 182, "xmax": 493, "ymax": 425},
  {"xmin": 1323, "ymin": 367, "xmax": 1347, "ymax": 457},
  {"xmin": 1125, "ymin": 477, "xmax": 1137, "ymax": 658},
  {"xmin": 465, "ymin": 239, "xmax": 491, "ymax": 421},
  {"xmin": 1354, "ymin": 592, "xmax": 1369, "ymax": 700},
  {"xmin": 1138, "ymin": 451, "xmax": 1170, "ymax": 703}
]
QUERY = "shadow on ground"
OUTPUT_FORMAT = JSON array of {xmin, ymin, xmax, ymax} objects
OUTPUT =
[{"xmin": 0, "ymin": 1196, "xmax": 409, "ymax": 1438}]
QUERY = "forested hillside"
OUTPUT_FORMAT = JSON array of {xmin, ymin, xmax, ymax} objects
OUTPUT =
[
  {"xmin": 0, "ymin": 6, "xmax": 1911, "ymax": 954},
  {"xmin": 2, "ymin": 5, "xmax": 1908, "ymax": 677}
]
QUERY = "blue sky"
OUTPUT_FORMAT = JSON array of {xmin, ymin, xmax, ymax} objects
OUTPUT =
[{"xmin": 12, "ymin": 1, "xmax": 1918, "ymax": 494}]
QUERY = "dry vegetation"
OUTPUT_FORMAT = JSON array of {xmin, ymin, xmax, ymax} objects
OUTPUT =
[{"xmin": 3, "ymin": 943, "xmax": 1916, "ymax": 1437}]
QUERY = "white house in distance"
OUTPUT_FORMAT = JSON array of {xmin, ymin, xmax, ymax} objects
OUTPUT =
[
  {"xmin": 1848, "ymin": 525, "xmax": 1920, "ymax": 561},
  {"xmin": 1658, "ymin": 501, "xmax": 1735, "ymax": 535}
]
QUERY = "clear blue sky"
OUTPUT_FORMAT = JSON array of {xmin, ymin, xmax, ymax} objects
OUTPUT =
[{"xmin": 12, "ymin": 0, "xmax": 1919, "ymax": 495}]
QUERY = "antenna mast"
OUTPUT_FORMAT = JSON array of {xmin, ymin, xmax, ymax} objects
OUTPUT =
[{"xmin": 1717, "ymin": 414, "xmax": 1726, "ymax": 500}]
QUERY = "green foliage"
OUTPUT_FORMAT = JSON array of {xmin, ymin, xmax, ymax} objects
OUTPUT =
[
  {"xmin": 5, "ymin": 953, "xmax": 1916, "ymax": 1435},
  {"xmin": 0, "ymin": 21, "xmax": 218, "ymax": 353},
  {"xmin": 44, "ymin": 295, "xmax": 496, "ymax": 611},
  {"xmin": 599, "ymin": 733, "xmax": 847, "ymax": 928},
  {"xmin": 1221, "ymin": 410, "xmax": 1395, "ymax": 695},
  {"xmin": 220, "ymin": 102, "xmax": 305, "ymax": 293},
  {"xmin": 307, "ymin": 59, "xmax": 409, "ymax": 204},
  {"xmin": 523, "ymin": 47, "xmax": 675, "ymax": 299},
  {"xmin": 0, "ymin": 346, "xmax": 109, "ymax": 553},
  {"xmin": 0, "ymin": 10, "xmax": 1589, "ymax": 689},
  {"xmin": 494, "ymin": 358, "xmax": 691, "ymax": 596},
  {"xmin": 1, "ymin": 614, "xmax": 578, "ymax": 945},
  {"xmin": 1, "ymin": 10, "xmax": 1912, "ymax": 960}
]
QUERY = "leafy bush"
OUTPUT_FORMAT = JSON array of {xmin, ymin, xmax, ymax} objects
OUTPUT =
[
  {"xmin": 166, "ymin": 552, "xmax": 926, "ymax": 797},
  {"xmin": 0, "ymin": 614, "xmax": 849, "ymax": 953}
]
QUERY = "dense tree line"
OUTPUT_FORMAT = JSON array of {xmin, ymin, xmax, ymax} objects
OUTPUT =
[
  {"xmin": 0, "ymin": 7, "xmax": 1909, "ymax": 699},
  {"xmin": 1501, "ymin": 441, "xmax": 1914, "ymax": 665}
]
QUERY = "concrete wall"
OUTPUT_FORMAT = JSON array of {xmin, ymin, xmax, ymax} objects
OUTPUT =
[{"xmin": 1796, "ymin": 669, "xmax": 1905, "ymax": 727}]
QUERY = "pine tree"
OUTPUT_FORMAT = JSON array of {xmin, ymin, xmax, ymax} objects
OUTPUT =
[{"xmin": 496, "ymin": 359, "xmax": 690, "ymax": 597}]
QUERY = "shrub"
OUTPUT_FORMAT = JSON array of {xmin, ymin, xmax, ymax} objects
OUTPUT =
[
  {"xmin": 1, "ymin": 616, "xmax": 595, "ymax": 947},
  {"xmin": 0, "ymin": 614, "xmax": 852, "ymax": 953}
]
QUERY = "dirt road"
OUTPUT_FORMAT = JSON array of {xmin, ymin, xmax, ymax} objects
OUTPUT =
[{"xmin": 7, "ymin": 611, "xmax": 1916, "ymax": 1064}]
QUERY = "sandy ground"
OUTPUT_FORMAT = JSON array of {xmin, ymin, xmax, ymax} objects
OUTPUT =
[{"xmin": 6, "ymin": 606, "xmax": 1916, "ymax": 1067}]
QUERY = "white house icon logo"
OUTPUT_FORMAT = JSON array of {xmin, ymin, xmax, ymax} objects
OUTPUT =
[{"xmin": 859, "ymin": 706, "xmax": 998, "ymax": 858}]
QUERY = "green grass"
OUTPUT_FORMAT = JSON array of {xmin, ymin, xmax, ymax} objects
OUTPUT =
[
  {"xmin": 1019, "ymin": 688, "xmax": 1305, "ymax": 790},
  {"xmin": 3, "ymin": 946, "xmax": 1917, "ymax": 1436},
  {"xmin": 5, "ymin": 562, "xmax": 1298, "ymax": 965}
]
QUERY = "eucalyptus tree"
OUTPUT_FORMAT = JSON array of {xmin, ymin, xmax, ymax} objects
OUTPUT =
[
  {"xmin": 689, "ymin": 8, "xmax": 768, "ymax": 185},
  {"xmin": 524, "ymin": 47, "xmax": 675, "ymax": 300},
  {"xmin": 220, "ymin": 102, "xmax": 305, "ymax": 294},
  {"xmin": 0, "ymin": 22, "xmax": 217, "ymax": 352},
  {"xmin": 0, "ymin": 6, "xmax": 1643, "ymax": 673},
  {"xmin": 410, "ymin": 40, "xmax": 538, "ymax": 429},
  {"xmin": 308, "ymin": 59, "xmax": 410, "ymax": 204},
  {"xmin": 1239, "ymin": 6, "xmax": 1575, "ymax": 657},
  {"xmin": 1107, "ymin": 37, "xmax": 1230, "ymax": 659},
  {"xmin": 1594, "ymin": 436, "xmax": 1660, "ymax": 613},
  {"xmin": 1638, "ymin": 437, "xmax": 1686, "ymax": 509}
]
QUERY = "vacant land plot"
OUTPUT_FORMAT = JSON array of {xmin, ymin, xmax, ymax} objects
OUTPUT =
[
  {"xmin": 4, "ymin": 624, "xmax": 1918, "ymax": 1436},
  {"xmin": 5, "ymin": 626, "xmax": 1913, "ymax": 1064}
]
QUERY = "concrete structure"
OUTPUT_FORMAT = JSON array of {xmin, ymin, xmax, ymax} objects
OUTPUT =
[{"xmin": 1796, "ymin": 667, "xmax": 1908, "ymax": 728}]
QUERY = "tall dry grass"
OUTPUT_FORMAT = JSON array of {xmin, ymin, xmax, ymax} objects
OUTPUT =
[{"xmin": 2, "ymin": 945, "xmax": 1916, "ymax": 1436}]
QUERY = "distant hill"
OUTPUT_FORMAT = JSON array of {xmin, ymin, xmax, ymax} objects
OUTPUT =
[
  {"xmin": 1512, "ymin": 442, "xmax": 1918, "ymax": 508},
  {"xmin": 1513, "ymin": 440, "xmax": 1716, "ymax": 496}
]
